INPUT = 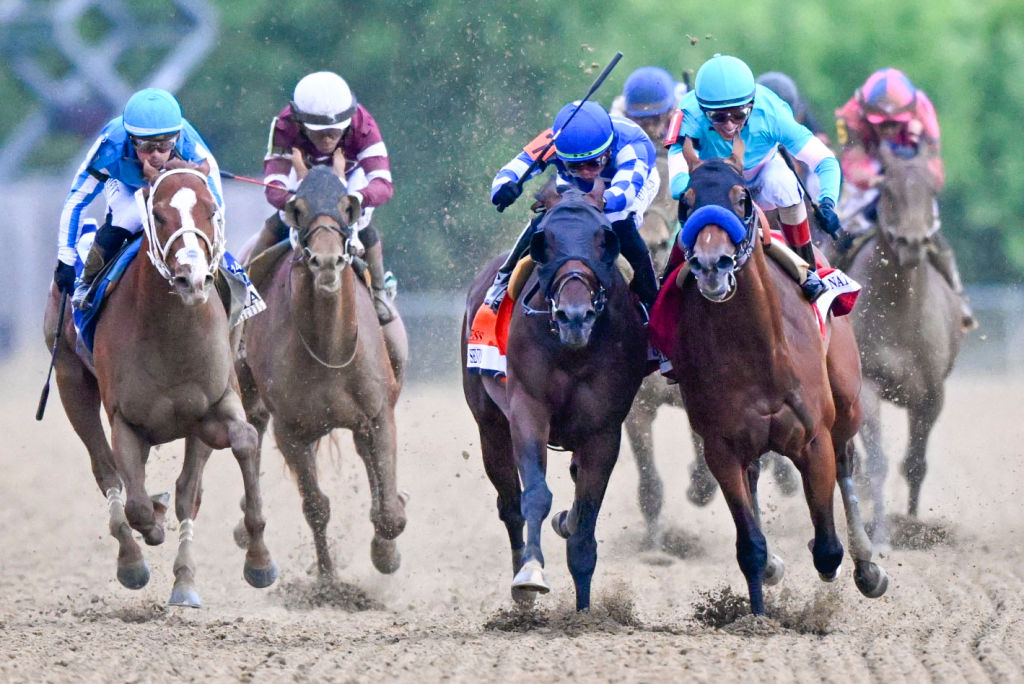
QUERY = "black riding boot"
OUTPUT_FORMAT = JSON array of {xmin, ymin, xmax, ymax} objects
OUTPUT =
[
  {"xmin": 484, "ymin": 214, "xmax": 544, "ymax": 310},
  {"xmin": 928, "ymin": 232, "xmax": 976, "ymax": 329},
  {"xmin": 359, "ymin": 225, "xmax": 397, "ymax": 325},
  {"xmin": 72, "ymin": 223, "xmax": 133, "ymax": 310},
  {"xmin": 796, "ymin": 242, "xmax": 827, "ymax": 302},
  {"xmin": 611, "ymin": 217, "xmax": 659, "ymax": 312}
]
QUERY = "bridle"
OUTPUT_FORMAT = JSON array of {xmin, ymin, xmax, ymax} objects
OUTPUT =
[
  {"xmin": 523, "ymin": 265, "xmax": 607, "ymax": 334},
  {"xmin": 136, "ymin": 168, "xmax": 225, "ymax": 283},
  {"xmin": 681, "ymin": 185, "xmax": 759, "ymax": 302}
]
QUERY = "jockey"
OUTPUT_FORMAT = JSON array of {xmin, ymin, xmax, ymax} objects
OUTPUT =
[
  {"xmin": 835, "ymin": 67, "xmax": 972, "ymax": 326},
  {"xmin": 666, "ymin": 54, "xmax": 843, "ymax": 301},
  {"xmin": 610, "ymin": 66, "xmax": 688, "ymax": 143},
  {"xmin": 485, "ymin": 100, "xmax": 660, "ymax": 312},
  {"xmin": 255, "ymin": 71, "xmax": 397, "ymax": 324},
  {"xmin": 756, "ymin": 71, "xmax": 828, "ymax": 141},
  {"xmin": 55, "ymin": 88, "xmax": 224, "ymax": 310}
]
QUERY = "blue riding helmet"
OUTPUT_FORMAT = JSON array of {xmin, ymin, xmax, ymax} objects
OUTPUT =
[
  {"xmin": 694, "ymin": 54, "xmax": 756, "ymax": 110},
  {"xmin": 553, "ymin": 101, "xmax": 614, "ymax": 162},
  {"xmin": 623, "ymin": 66, "xmax": 677, "ymax": 117},
  {"xmin": 122, "ymin": 88, "xmax": 183, "ymax": 137}
]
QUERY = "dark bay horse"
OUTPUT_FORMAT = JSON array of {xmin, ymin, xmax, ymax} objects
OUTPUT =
[
  {"xmin": 237, "ymin": 165, "xmax": 408, "ymax": 578},
  {"xmin": 652, "ymin": 138, "xmax": 887, "ymax": 615},
  {"xmin": 43, "ymin": 162, "xmax": 277, "ymax": 607},
  {"xmin": 838, "ymin": 146, "xmax": 964, "ymax": 549},
  {"xmin": 462, "ymin": 187, "xmax": 647, "ymax": 610}
]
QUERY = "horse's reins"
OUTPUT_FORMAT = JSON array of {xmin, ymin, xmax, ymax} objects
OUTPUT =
[
  {"xmin": 287, "ymin": 220, "xmax": 360, "ymax": 369},
  {"xmin": 136, "ymin": 168, "xmax": 226, "ymax": 283}
]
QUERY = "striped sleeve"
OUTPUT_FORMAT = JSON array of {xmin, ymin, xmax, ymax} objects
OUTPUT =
[
  {"xmin": 490, "ymin": 150, "xmax": 541, "ymax": 198},
  {"xmin": 603, "ymin": 141, "xmax": 647, "ymax": 214},
  {"xmin": 57, "ymin": 137, "xmax": 107, "ymax": 265}
]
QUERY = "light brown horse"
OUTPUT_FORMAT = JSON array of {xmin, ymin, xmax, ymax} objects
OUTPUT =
[
  {"xmin": 651, "ymin": 138, "xmax": 887, "ymax": 614},
  {"xmin": 43, "ymin": 162, "xmax": 277, "ymax": 607},
  {"xmin": 236, "ymin": 165, "xmax": 408, "ymax": 578},
  {"xmin": 838, "ymin": 146, "xmax": 965, "ymax": 549}
]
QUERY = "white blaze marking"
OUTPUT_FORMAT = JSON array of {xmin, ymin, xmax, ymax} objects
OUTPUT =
[{"xmin": 169, "ymin": 188, "xmax": 210, "ymax": 273}]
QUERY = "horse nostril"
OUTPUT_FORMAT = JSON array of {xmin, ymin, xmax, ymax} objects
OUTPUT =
[
  {"xmin": 204, "ymin": 274, "xmax": 215, "ymax": 288},
  {"xmin": 583, "ymin": 310, "xmax": 596, "ymax": 324},
  {"xmin": 553, "ymin": 309, "xmax": 569, "ymax": 324},
  {"xmin": 716, "ymin": 255, "xmax": 736, "ymax": 271},
  {"xmin": 173, "ymin": 275, "xmax": 188, "ymax": 288},
  {"xmin": 894, "ymin": 236, "xmax": 909, "ymax": 246}
]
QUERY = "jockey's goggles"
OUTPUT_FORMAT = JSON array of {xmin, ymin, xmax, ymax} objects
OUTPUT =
[
  {"xmin": 704, "ymin": 105, "xmax": 752, "ymax": 125},
  {"xmin": 565, "ymin": 154, "xmax": 608, "ymax": 173},
  {"xmin": 131, "ymin": 134, "xmax": 179, "ymax": 154}
]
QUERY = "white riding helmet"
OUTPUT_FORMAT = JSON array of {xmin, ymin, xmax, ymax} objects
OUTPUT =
[{"xmin": 290, "ymin": 71, "xmax": 357, "ymax": 131}]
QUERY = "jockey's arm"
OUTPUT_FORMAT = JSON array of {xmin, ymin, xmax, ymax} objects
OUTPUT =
[
  {"xmin": 792, "ymin": 135, "xmax": 841, "ymax": 204},
  {"xmin": 666, "ymin": 142, "xmax": 689, "ymax": 200},
  {"xmin": 349, "ymin": 140, "xmax": 393, "ymax": 208},
  {"xmin": 57, "ymin": 143, "xmax": 108, "ymax": 266},
  {"xmin": 603, "ymin": 150, "xmax": 645, "ymax": 216},
  {"xmin": 490, "ymin": 149, "xmax": 542, "ymax": 201}
]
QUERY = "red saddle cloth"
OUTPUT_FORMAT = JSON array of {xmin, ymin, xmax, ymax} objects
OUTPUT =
[{"xmin": 466, "ymin": 294, "xmax": 516, "ymax": 378}]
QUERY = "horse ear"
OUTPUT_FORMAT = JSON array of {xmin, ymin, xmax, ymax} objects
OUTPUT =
[
  {"xmin": 682, "ymin": 137, "xmax": 701, "ymax": 172},
  {"xmin": 341, "ymin": 194, "xmax": 362, "ymax": 227},
  {"xmin": 587, "ymin": 179, "xmax": 606, "ymax": 210},
  {"xmin": 283, "ymin": 197, "xmax": 304, "ymax": 229},
  {"xmin": 528, "ymin": 230, "xmax": 548, "ymax": 264},
  {"xmin": 600, "ymin": 227, "xmax": 621, "ymax": 263},
  {"xmin": 728, "ymin": 135, "xmax": 745, "ymax": 171}
]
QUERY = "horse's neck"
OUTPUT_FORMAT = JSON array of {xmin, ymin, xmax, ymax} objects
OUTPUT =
[
  {"xmin": 731, "ymin": 247, "xmax": 788, "ymax": 348},
  {"xmin": 126, "ymin": 257, "xmax": 219, "ymax": 334},
  {"xmin": 291, "ymin": 263, "xmax": 359, "ymax": 347}
]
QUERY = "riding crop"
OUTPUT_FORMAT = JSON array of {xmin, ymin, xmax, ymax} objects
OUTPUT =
[{"xmin": 35, "ymin": 292, "xmax": 67, "ymax": 421}]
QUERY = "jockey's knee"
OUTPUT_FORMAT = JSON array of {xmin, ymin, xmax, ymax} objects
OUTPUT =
[
  {"xmin": 777, "ymin": 202, "xmax": 807, "ymax": 225},
  {"xmin": 358, "ymin": 224, "xmax": 380, "ymax": 248},
  {"xmin": 263, "ymin": 212, "xmax": 288, "ymax": 242}
]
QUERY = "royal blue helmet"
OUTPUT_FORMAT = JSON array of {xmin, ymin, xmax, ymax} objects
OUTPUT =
[
  {"xmin": 694, "ymin": 54, "xmax": 756, "ymax": 110},
  {"xmin": 623, "ymin": 66, "xmax": 677, "ymax": 117},
  {"xmin": 553, "ymin": 101, "xmax": 614, "ymax": 162},
  {"xmin": 122, "ymin": 88, "xmax": 183, "ymax": 137}
]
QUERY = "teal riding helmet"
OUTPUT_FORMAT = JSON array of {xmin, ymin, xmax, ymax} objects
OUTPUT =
[
  {"xmin": 122, "ymin": 88, "xmax": 183, "ymax": 137},
  {"xmin": 553, "ymin": 101, "xmax": 614, "ymax": 162},
  {"xmin": 694, "ymin": 55, "xmax": 756, "ymax": 110}
]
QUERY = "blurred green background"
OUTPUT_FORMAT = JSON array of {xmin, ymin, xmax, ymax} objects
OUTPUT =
[{"xmin": 4, "ymin": 0, "xmax": 1023, "ymax": 288}]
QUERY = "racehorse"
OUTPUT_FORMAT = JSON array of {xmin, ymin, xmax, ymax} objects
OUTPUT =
[
  {"xmin": 462, "ymin": 186, "xmax": 647, "ymax": 610},
  {"xmin": 651, "ymin": 138, "xmax": 887, "ymax": 614},
  {"xmin": 42, "ymin": 161, "xmax": 277, "ymax": 607},
  {"xmin": 837, "ymin": 145, "xmax": 965, "ymax": 548},
  {"xmin": 236, "ymin": 165, "xmax": 409, "ymax": 578}
]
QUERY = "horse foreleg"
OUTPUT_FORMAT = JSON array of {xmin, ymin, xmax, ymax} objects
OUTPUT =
[
  {"xmin": 232, "ymin": 360, "xmax": 268, "ymax": 550},
  {"xmin": 561, "ymin": 432, "xmax": 619, "ymax": 611},
  {"xmin": 203, "ymin": 394, "xmax": 277, "ymax": 589},
  {"xmin": 109, "ymin": 412, "xmax": 162, "ymax": 546},
  {"xmin": 508, "ymin": 394, "xmax": 552, "ymax": 596},
  {"xmin": 750, "ymin": 457, "xmax": 785, "ymax": 587},
  {"xmin": 352, "ymin": 410, "xmax": 407, "ymax": 575},
  {"xmin": 835, "ymin": 440, "xmax": 889, "ymax": 599},
  {"xmin": 904, "ymin": 394, "xmax": 942, "ymax": 518},
  {"xmin": 795, "ymin": 434, "xmax": 844, "ymax": 582},
  {"xmin": 277, "ymin": 430, "xmax": 334, "ymax": 578},
  {"xmin": 705, "ymin": 442, "xmax": 768, "ymax": 615},
  {"xmin": 624, "ymin": 399, "xmax": 664, "ymax": 550},
  {"xmin": 167, "ymin": 437, "xmax": 213, "ymax": 608},
  {"xmin": 858, "ymin": 382, "xmax": 890, "ymax": 548}
]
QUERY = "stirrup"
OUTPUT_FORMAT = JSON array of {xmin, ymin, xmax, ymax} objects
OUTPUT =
[
  {"xmin": 483, "ymin": 273, "xmax": 511, "ymax": 312},
  {"xmin": 71, "ymin": 281, "xmax": 93, "ymax": 311},
  {"xmin": 801, "ymin": 271, "xmax": 827, "ymax": 302}
]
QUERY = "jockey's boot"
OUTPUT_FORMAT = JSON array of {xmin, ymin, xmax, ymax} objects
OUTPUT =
[
  {"xmin": 363, "ymin": 239, "xmax": 398, "ymax": 325},
  {"xmin": 484, "ymin": 214, "xmax": 543, "ymax": 311},
  {"xmin": 71, "ymin": 224, "xmax": 132, "ymax": 310},
  {"xmin": 928, "ymin": 232, "xmax": 977, "ymax": 331},
  {"xmin": 247, "ymin": 212, "xmax": 289, "ymax": 263},
  {"xmin": 782, "ymin": 218, "xmax": 826, "ymax": 302},
  {"xmin": 611, "ymin": 217, "xmax": 659, "ymax": 315}
]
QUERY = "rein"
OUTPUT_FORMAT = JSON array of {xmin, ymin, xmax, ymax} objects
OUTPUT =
[
  {"xmin": 287, "ymin": 220, "xmax": 359, "ymax": 369},
  {"xmin": 136, "ymin": 168, "xmax": 226, "ymax": 283}
]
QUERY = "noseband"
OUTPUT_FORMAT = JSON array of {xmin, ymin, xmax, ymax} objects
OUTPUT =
[
  {"xmin": 137, "ymin": 168, "xmax": 225, "ymax": 283},
  {"xmin": 290, "ymin": 219, "xmax": 355, "ymax": 268},
  {"xmin": 523, "ymin": 267, "xmax": 607, "ymax": 333}
]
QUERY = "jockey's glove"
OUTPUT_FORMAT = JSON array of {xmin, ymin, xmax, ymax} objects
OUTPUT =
[
  {"xmin": 54, "ymin": 261, "xmax": 76, "ymax": 295},
  {"xmin": 816, "ymin": 198, "xmax": 843, "ymax": 239},
  {"xmin": 492, "ymin": 182, "xmax": 522, "ymax": 211}
]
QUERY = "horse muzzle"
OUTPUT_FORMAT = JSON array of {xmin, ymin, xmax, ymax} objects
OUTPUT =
[
  {"xmin": 305, "ymin": 250, "xmax": 348, "ymax": 294},
  {"xmin": 171, "ymin": 262, "xmax": 214, "ymax": 306},
  {"xmin": 552, "ymin": 304, "xmax": 597, "ymax": 350}
]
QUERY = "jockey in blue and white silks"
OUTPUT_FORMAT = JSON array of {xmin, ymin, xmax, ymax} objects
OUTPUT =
[
  {"xmin": 54, "ymin": 88, "xmax": 224, "ymax": 310},
  {"xmin": 665, "ymin": 54, "xmax": 844, "ymax": 301},
  {"xmin": 485, "ymin": 100, "xmax": 661, "ymax": 311}
]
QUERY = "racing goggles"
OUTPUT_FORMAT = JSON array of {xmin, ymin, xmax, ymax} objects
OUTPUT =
[
  {"xmin": 131, "ymin": 135, "xmax": 179, "ymax": 154},
  {"xmin": 704, "ymin": 106, "xmax": 752, "ymax": 125},
  {"xmin": 565, "ymin": 155, "xmax": 608, "ymax": 173}
]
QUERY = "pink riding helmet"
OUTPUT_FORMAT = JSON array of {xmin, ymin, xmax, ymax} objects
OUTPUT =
[{"xmin": 858, "ymin": 68, "xmax": 918, "ymax": 125}]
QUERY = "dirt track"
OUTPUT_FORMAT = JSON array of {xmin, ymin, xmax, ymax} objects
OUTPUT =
[{"xmin": 2, "ymin": 348, "xmax": 1023, "ymax": 682}]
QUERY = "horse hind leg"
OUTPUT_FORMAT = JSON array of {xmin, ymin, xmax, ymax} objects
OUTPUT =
[
  {"xmin": 903, "ymin": 395, "xmax": 942, "ymax": 518},
  {"xmin": 835, "ymin": 440, "xmax": 889, "ymax": 599},
  {"xmin": 168, "ymin": 437, "xmax": 213, "ymax": 607},
  {"xmin": 624, "ymin": 400, "xmax": 664, "ymax": 550},
  {"xmin": 794, "ymin": 436, "xmax": 845, "ymax": 583},
  {"xmin": 352, "ymin": 412, "xmax": 407, "ymax": 575}
]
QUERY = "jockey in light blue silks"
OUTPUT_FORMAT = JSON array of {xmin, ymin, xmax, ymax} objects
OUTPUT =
[
  {"xmin": 54, "ymin": 88, "xmax": 225, "ymax": 310},
  {"xmin": 665, "ymin": 54, "xmax": 844, "ymax": 301},
  {"xmin": 485, "ymin": 100, "xmax": 661, "ymax": 313}
]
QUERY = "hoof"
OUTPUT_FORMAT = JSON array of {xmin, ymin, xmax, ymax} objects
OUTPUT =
[
  {"xmin": 511, "ymin": 559, "xmax": 550, "ymax": 594},
  {"xmin": 511, "ymin": 586, "xmax": 538, "ymax": 606},
  {"xmin": 854, "ymin": 560, "xmax": 889, "ymax": 598},
  {"xmin": 243, "ymin": 561, "xmax": 279, "ymax": 589},
  {"xmin": 232, "ymin": 520, "xmax": 249, "ymax": 549},
  {"xmin": 550, "ymin": 511, "xmax": 570, "ymax": 539},
  {"xmin": 150, "ymin": 492, "xmax": 171, "ymax": 512},
  {"xmin": 141, "ymin": 525, "xmax": 165, "ymax": 547},
  {"xmin": 371, "ymin": 536, "xmax": 402, "ymax": 574},
  {"xmin": 116, "ymin": 560, "xmax": 151, "ymax": 590},
  {"xmin": 167, "ymin": 585, "xmax": 201, "ymax": 608},
  {"xmin": 762, "ymin": 553, "xmax": 785, "ymax": 586},
  {"xmin": 398, "ymin": 490, "xmax": 411, "ymax": 506},
  {"xmin": 686, "ymin": 476, "xmax": 717, "ymax": 507},
  {"xmin": 818, "ymin": 563, "xmax": 843, "ymax": 583}
]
